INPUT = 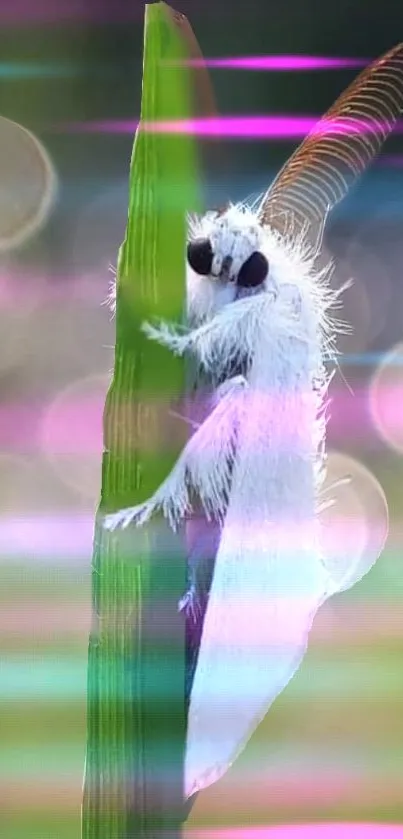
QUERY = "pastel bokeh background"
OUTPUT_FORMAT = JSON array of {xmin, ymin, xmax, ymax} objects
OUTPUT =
[{"xmin": 1, "ymin": 0, "xmax": 403, "ymax": 836}]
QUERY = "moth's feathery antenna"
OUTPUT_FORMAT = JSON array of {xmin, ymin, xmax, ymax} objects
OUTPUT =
[{"xmin": 259, "ymin": 42, "xmax": 403, "ymax": 252}]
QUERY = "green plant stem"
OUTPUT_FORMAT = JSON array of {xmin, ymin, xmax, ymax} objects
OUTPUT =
[{"xmin": 81, "ymin": 4, "xmax": 201, "ymax": 837}]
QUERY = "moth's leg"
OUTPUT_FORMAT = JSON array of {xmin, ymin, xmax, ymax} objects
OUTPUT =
[
  {"xmin": 104, "ymin": 377, "xmax": 247, "ymax": 533},
  {"xmin": 141, "ymin": 320, "xmax": 192, "ymax": 355},
  {"xmin": 142, "ymin": 293, "xmax": 265, "ymax": 375},
  {"xmin": 103, "ymin": 456, "xmax": 188, "ymax": 533},
  {"xmin": 178, "ymin": 585, "xmax": 201, "ymax": 623},
  {"xmin": 181, "ymin": 374, "xmax": 247, "ymax": 520},
  {"xmin": 181, "ymin": 373, "xmax": 247, "ymax": 616},
  {"xmin": 178, "ymin": 375, "xmax": 247, "ymax": 618}
]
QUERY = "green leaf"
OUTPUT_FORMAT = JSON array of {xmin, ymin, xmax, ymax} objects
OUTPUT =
[{"xmin": 81, "ymin": 4, "xmax": 203, "ymax": 837}]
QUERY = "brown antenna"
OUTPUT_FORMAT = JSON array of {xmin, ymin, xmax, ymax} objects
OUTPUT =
[{"xmin": 259, "ymin": 42, "xmax": 403, "ymax": 253}]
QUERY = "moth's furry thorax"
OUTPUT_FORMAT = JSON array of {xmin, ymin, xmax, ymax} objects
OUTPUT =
[{"xmin": 186, "ymin": 200, "xmax": 345, "ymax": 380}]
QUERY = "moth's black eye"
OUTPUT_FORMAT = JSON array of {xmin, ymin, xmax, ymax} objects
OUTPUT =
[
  {"xmin": 187, "ymin": 238, "xmax": 214, "ymax": 276},
  {"xmin": 237, "ymin": 251, "xmax": 269, "ymax": 288}
]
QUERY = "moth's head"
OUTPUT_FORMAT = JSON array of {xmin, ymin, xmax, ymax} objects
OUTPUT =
[{"xmin": 187, "ymin": 203, "xmax": 269, "ymax": 300}]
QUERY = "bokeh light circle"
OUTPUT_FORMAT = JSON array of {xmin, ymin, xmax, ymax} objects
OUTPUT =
[
  {"xmin": 0, "ymin": 453, "xmax": 36, "ymax": 512},
  {"xmin": 26, "ymin": 288, "xmax": 115, "ymax": 391},
  {"xmin": 343, "ymin": 235, "xmax": 392, "ymax": 347},
  {"xmin": 327, "ymin": 228, "xmax": 394, "ymax": 357},
  {"xmin": 0, "ymin": 116, "xmax": 57, "ymax": 252},
  {"xmin": 320, "ymin": 451, "xmax": 389, "ymax": 594},
  {"xmin": 70, "ymin": 181, "xmax": 127, "ymax": 276},
  {"xmin": 0, "ymin": 265, "xmax": 49, "ymax": 373},
  {"xmin": 40, "ymin": 373, "xmax": 110, "ymax": 504},
  {"xmin": 369, "ymin": 341, "xmax": 403, "ymax": 454},
  {"xmin": 0, "ymin": 452, "xmax": 86, "ymax": 513}
]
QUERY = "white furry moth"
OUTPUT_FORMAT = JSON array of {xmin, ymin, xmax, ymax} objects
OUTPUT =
[{"xmin": 105, "ymin": 43, "xmax": 403, "ymax": 802}]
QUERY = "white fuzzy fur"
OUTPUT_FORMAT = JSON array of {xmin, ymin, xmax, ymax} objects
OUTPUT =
[{"xmin": 103, "ymin": 201, "xmax": 371, "ymax": 800}]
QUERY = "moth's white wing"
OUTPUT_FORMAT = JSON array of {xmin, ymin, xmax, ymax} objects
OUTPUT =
[
  {"xmin": 184, "ymin": 435, "xmax": 389, "ymax": 800},
  {"xmin": 184, "ymin": 279, "xmax": 333, "ymax": 798},
  {"xmin": 184, "ymin": 430, "xmax": 389, "ymax": 800},
  {"xmin": 185, "ymin": 510, "xmax": 330, "ymax": 799}
]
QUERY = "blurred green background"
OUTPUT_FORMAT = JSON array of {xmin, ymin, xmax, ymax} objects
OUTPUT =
[{"xmin": 1, "ymin": 0, "xmax": 403, "ymax": 836}]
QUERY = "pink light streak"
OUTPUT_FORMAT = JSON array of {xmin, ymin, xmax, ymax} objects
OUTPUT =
[
  {"xmin": 0, "ymin": 514, "xmax": 94, "ymax": 561},
  {"xmin": 182, "ymin": 55, "xmax": 368, "ymax": 71},
  {"xmin": 2, "ymin": 597, "xmax": 401, "ymax": 646},
  {"xmin": 0, "ymin": 273, "xmax": 111, "ymax": 308},
  {"xmin": 0, "ymin": 512, "xmax": 386, "ymax": 568},
  {"xmin": 0, "ymin": 384, "xmax": 393, "ymax": 455},
  {"xmin": 189, "ymin": 826, "xmax": 403, "ymax": 839},
  {"xmin": 62, "ymin": 115, "xmax": 403, "ymax": 140}
]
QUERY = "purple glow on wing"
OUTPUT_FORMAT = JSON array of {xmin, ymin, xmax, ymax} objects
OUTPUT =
[
  {"xmin": 183, "ymin": 55, "xmax": 368, "ymax": 71},
  {"xmin": 63, "ymin": 115, "xmax": 403, "ymax": 139}
]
